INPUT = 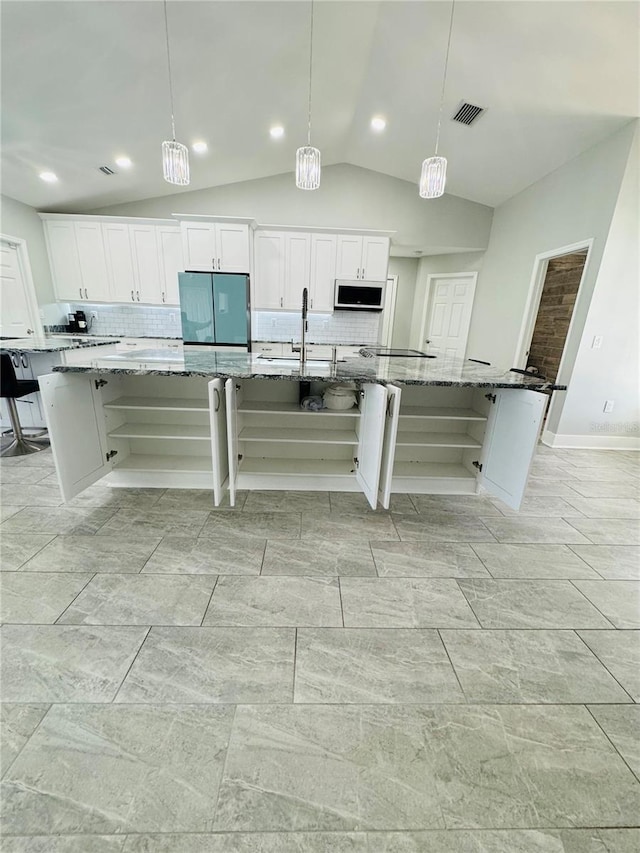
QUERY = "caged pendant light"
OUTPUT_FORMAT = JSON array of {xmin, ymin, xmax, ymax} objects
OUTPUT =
[
  {"xmin": 420, "ymin": 0, "xmax": 456, "ymax": 199},
  {"xmin": 161, "ymin": 0, "xmax": 190, "ymax": 185},
  {"xmin": 296, "ymin": 0, "xmax": 321, "ymax": 190}
]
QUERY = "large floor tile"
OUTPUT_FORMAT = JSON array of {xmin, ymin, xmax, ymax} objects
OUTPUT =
[
  {"xmin": 21, "ymin": 534, "xmax": 162, "ymax": 574},
  {"xmin": 368, "ymin": 829, "xmax": 640, "ymax": 853},
  {"xmin": 10, "ymin": 451, "xmax": 56, "ymax": 469},
  {"xmin": 294, "ymin": 628, "xmax": 465, "ymax": 703},
  {"xmin": 424, "ymin": 705, "xmax": 640, "ymax": 829},
  {"xmin": 204, "ymin": 576, "xmax": 342, "ymax": 626},
  {"xmin": 141, "ymin": 535, "xmax": 265, "ymax": 575},
  {"xmin": 491, "ymin": 496, "xmax": 585, "ymax": 517},
  {"xmin": 391, "ymin": 513, "xmax": 495, "ymax": 543},
  {"xmin": 556, "ymin": 829, "xmax": 640, "ymax": 853},
  {"xmin": 0, "ymin": 466, "xmax": 52, "ymax": 484},
  {"xmin": 0, "ymin": 836, "xmax": 126, "ymax": 852},
  {"xmin": 588, "ymin": 705, "xmax": 640, "ymax": 781},
  {"xmin": 0, "ymin": 533, "xmax": 56, "ymax": 571},
  {"xmin": 410, "ymin": 495, "xmax": 503, "ymax": 517},
  {"xmin": 570, "ymin": 467, "xmax": 638, "ymax": 483},
  {"xmin": 1, "ymin": 506, "xmax": 118, "ymax": 535},
  {"xmin": 0, "ymin": 483, "xmax": 63, "ymax": 507},
  {"xmin": 371, "ymin": 542, "xmax": 490, "ymax": 578},
  {"xmin": 479, "ymin": 517, "xmax": 590, "ymax": 544},
  {"xmin": 331, "ymin": 491, "xmax": 417, "ymax": 514},
  {"xmin": 470, "ymin": 543, "xmax": 600, "ymax": 579},
  {"xmin": 567, "ymin": 518, "xmax": 640, "ymax": 545},
  {"xmin": 122, "ymin": 832, "xmax": 367, "ymax": 852},
  {"xmin": 214, "ymin": 704, "xmax": 445, "ymax": 831},
  {"xmin": 201, "ymin": 511, "xmax": 301, "ymax": 540},
  {"xmin": 302, "ymin": 511, "xmax": 399, "ymax": 540},
  {"xmin": 116, "ymin": 626, "xmax": 294, "ymax": 704},
  {"xmin": 340, "ymin": 578, "xmax": 479, "ymax": 628},
  {"xmin": 565, "ymin": 480, "xmax": 640, "ymax": 499},
  {"xmin": 262, "ymin": 539, "xmax": 376, "ymax": 576},
  {"xmin": 564, "ymin": 497, "xmax": 640, "ymax": 519},
  {"xmin": 523, "ymin": 478, "xmax": 583, "ymax": 497},
  {"xmin": 440, "ymin": 629, "xmax": 633, "ymax": 703},
  {"xmin": 569, "ymin": 545, "xmax": 640, "ymax": 580},
  {"xmin": 578, "ymin": 631, "xmax": 640, "ymax": 702},
  {"xmin": 0, "ymin": 572, "xmax": 92, "ymax": 623},
  {"xmin": 457, "ymin": 579, "xmax": 613, "ymax": 628},
  {"xmin": 572, "ymin": 581, "xmax": 640, "ymax": 628},
  {"xmin": 57, "ymin": 574, "xmax": 216, "ymax": 626},
  {"xmin": 97, "ymin": 508, "xmax": 211, "ymax": 537},
  {"xmin": 155, "ymin": 488, "xmax": 247, "ymax": 511},
  {"xmin": 0, "ymin": 504, "xmax": 22, "ymax": 523},
  {"xmin": 1, "ymin": 704, "xmax": 234, "ymax": 834},
  {"xmin": 0, "ymin": 625, "xmax": 147, "ymax": 702},
  {"xmin": 66, "ymin": 486, "xmax": 165, "ymax": 510},
  {"xmin": 0, "ymin": 704, "xmax": 49, "ymax": 777},
  {"xmin": 244, "ymin": 490, "xmax": 331, "ymax": 513}
]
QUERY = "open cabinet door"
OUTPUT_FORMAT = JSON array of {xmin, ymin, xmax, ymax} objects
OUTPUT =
[
  {"xmin": 378, "ymin": 384, "xmax": 401, "ymax": 509},
  {"xmin": 356, "ymin": 383, "xmax": 387, "ymax": 509},
  {"xmin": 225, "ymin": 378, "xmax": 239, "ymax": 506},
  {"xmin": 480, "ymin": 388, "xmax": 547, "ymax": 511},
  {"xmin": 39, "ymin": 372, "xmax": 112, "ymax": 501},
  {"xmin": 208, "ymin": 378, "xmax": 229, "ymax": 506}
]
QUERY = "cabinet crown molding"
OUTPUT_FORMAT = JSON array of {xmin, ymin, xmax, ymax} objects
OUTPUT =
[
  {"xmin": 39, "ymin": 213, "xmax": 176, "ymax": 227},
  {"xmin": 255, "ymin": 223, "xmax": 395, "ymax": 237}
]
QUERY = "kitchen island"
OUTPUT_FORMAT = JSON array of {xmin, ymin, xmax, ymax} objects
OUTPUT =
[{"xmin": 41, "ymin": 348, "xmax": 565, "ymax": 511}]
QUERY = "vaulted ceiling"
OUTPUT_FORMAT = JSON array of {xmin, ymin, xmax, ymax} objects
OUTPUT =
[{"xmin": 1, "ymin": 0, "xmax": 638, "ymax": 212}]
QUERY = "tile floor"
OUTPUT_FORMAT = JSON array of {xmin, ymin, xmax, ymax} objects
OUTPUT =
[{"xmin": 0, "ymin": 446, "xmax": 639, "ymax": 851}]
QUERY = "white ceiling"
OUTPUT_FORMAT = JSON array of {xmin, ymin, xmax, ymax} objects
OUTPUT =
[{"xmin": 1, "ymin": 0, "xmax": 638, "ymax": 212}]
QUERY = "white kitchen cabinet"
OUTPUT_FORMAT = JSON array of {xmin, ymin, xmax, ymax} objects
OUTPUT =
[
  {"xmin": 44, "ymin": 221, "xmax": 84, "ymax": 302},
  {"xmin": 181, "ymin": 221, "xmax": 250, "ymax": 273},
  {"xmin": 284, "ymin": 233, "xmax": 311, "ymax": 310},
  {"xmin": 74, "ymin": 222, "xmax": 111, "ymax": 302},
  {"xmin": 309, "ymin": 233, "xmax": 337, "ymax": 312},
  {"xmin": 252, "ymin": 342, "xmax": 284, "ymax": 356},
  {"xmin": 336, "ymin": 235, "xmax": 389, "ymax": 282},
  {"xmin": 0, "ymin": 350, "xmax": 50, "ymax": 430},
  {"xmin": 157, "ymin": 226, "xmax": 184, "ymax": 304},
  {"xmin": 253, "ymin": 231, "xmax": 286, "ymax": 310},
  {"xmin": 130, "ymin": 224, "xmax": 160, "ymax": 304},
  {"xmin": 102, "ymin": 222, "xmax": 136, "ymax": 303}
]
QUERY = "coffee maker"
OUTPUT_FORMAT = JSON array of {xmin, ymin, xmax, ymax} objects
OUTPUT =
[{"xmin": 67, "ymin": 311, "xmax": 88, "ymax": 333}]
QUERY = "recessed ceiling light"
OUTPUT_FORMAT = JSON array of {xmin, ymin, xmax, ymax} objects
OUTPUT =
[
  {"xmin": 371, "ymin": 116, "xmax": 387, "ymax": 132},
  {"xmin": 270, "ymin": 125, "xmax": 285, "ymax": 139},
  {"xmin": 115, "ymin": 156, "xmax": 132, "ymax": 168},
  {"xmin": 192, "ymin": 141, "xmax": 208, "ymax": 153},
  {"xmin": 39, "ymin": 171, "xmax": 58, "ymax": 183}
]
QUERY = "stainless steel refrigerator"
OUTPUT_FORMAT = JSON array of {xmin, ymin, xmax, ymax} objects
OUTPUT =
[{"xmin": 178, "ymin": 272, "xmax": 250, "ymax": 350}]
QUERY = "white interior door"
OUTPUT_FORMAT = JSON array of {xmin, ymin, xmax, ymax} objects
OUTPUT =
[
  {"xmin": 0, "ymin": 241, "xmax": 36, "ymax": 338},
  {"xmin": 356, "ymin": 383, "xmax": 387, "ymax": 509},
  {"xmin": 39, "ymin": 372, "xmax": 112, "ymax": 501},
  {"xmin": 380, "ymin": 275, "xmax": 398, "ymax": 348},
  {"xmin": 480, "ymin": 388, "xmax": 548, "ymax": 510},
  {"xmin": 225, "ymin": 378, "xmax": 239, "ymax": 506},
  {"xmin": 420, "ymin": 273, "xmax": 477, "ymax": 358},
  {"xmin": 208, "ymin": 378, "xmax": 229, "ymax": 507},
  {"xmin": 378, "ymin": 384, "xmax": 401, "ymax": 509}
]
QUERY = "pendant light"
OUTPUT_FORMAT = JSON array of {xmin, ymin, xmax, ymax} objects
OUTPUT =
[
  {"xmin": 161, "ymin": 0, "xmax": 189, "ymax": 185},
  {"xmin": 296, "ymin": 0, "xmax": 321, "ymax": 190},
  {"xmin": 420, "ymin": 0, "xmax": 455, "ymax": 199}
]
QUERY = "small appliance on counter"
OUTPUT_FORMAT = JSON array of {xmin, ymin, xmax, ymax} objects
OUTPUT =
[
  {"xmin": 178, "ymin": 272, "xmax": 250, "ymax": 351},
  {"xmin": 67, "ymin": 311, "xmax": 87, "ymax": 333}
]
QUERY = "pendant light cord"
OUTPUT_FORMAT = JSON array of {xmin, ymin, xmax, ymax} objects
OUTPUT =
[
  {"xmin": 163, "ymin": 0, "xmax": 177, "ymax": 140},
  {"xmin": 306, "ymin": 0, "xmax": 315, "ymax": 146},
  {"xmin": 434, "ymin": 0, "xmax": 455, "ymax": 156}
]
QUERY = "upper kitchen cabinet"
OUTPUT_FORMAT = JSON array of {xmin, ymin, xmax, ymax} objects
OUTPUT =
[
  {"xmin": 309, "ymin": 233, "xmax": 337, "ymax": 312},
  {"xmin": 180, "ymin": 218, "xmax": 251, "ymax": 273},
  {"xmin": 44, "ymin": 219, "xmax": 110, "ymax": 302},
  {"xmin": 129, "ymin": 224, "xmax": 161, "ymax": 304},
  {"xmin": 157, "ymin": 225, "xmax": 183, "ymax": 305},
  {"xmin": 284, "ymin": 232, "xmax": 311, "ymax": 310},
  {"xmin": 253, "ymin": 231, "xmax": 285, "ymax": 310},
  {"xmin": 336, "ymin": 234, "xmax": 390, "ymax": 282},
  {"xmin": 102, "ymin": 222, "xmax": 136, "ymax": 303}
]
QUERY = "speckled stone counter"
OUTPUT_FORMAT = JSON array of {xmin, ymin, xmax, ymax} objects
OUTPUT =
[
  {"xmin": 1, "ymin": 336, "xmax": 120, "ymax": 353},
  {"xmin": 52, "ymin": 347, "xmax": 566, "ymax": 390}
]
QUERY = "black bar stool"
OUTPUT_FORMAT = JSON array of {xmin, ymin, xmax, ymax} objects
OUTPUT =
[{"xmin": 1, "ymin": 352, "xmax": 50, "ymax": 456}]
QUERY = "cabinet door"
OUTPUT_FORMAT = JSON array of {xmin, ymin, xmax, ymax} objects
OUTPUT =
[
  {"xmin": 157, "ymin": 226, "xmax": 184, "ymax": 305},
  {"xmin": 216, "ymin": 223, "xmax": 250, "ymax": 273},
  {"xmin": 335, "ymin": 235, "xmax": 362, "ymax": 280},
  {"xmin": 480, "ymin": 389, "xmax": 547, "ymax": 511},
  {"xmin": 74, "ymin": 222, "xmax": 110, "ymax": 301},
  {"xmin": 130, "ymin": 225, "xmax": 161, "ymax": 304},
  {"xmin": 208, "ymin": 378, "xmax": 229, "ymax": 506},
  {"xmin": 39, "ymin": 372, "xmax": 112, "ymax": 501},
  {"xmin": 253, "ymin": 232, "xmax": 285, "ymax": 310},
  {"xmin": 103, "ymin": 223, "xmax": 136, "ymax": 303},
  {"xmin": 356, "ymin": 383, "xmax": 387, "ymax": 509},
  {"xmin": 225, "ymin": 378, "xmax": 239, "ymax": 506},
  {"xmin": 181, "ymin": 222, "xmax": 216, "ymax": 271},
  {"xmin": 362, "ymin": 237, "xmax": 389, "ymax": 281},
  {"xmin": 309, "ymin": 233, "xmax": 337, "ymax": 312},
  {"xmin": 378, "ymin": 384, "xmax": 401, "ymax": 509},
  {"xmin": 45, "ymin": 221, "xmax": 84, "ymax": 301},
  {"xmin": 284, "ymin": 232, "xmax": 311, "ymax": 310}
]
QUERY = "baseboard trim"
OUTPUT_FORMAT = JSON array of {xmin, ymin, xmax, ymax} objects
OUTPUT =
[{"xmin": 541, "ymin": 429, "xmax": 640, "ymax": 450}]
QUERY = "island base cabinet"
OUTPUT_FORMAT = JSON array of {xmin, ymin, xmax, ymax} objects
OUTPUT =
[
  {"xmin": 224, "ymin": 379, "xmax": 386, "ymax": 508},
  {"xmin": 40, "ymin": 373, "xmax": 229, "ymax": 504},
  {"xmin": 378, "ymin": 384, "xmax": 547, "ymax": 511}
]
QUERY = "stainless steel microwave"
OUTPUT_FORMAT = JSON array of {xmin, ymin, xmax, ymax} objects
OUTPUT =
[{"xmin": 334, "ymin": 279, "xmax": 385, "ymax": 311}]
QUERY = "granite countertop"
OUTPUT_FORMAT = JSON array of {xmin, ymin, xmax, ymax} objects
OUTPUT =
[
  {"xmin": 1, "ymin": 336, "xmax": 120, "ymax": 353},
  {"xmin": 52, "ymin": 347, "xmax": 566, "ymax": 390}
]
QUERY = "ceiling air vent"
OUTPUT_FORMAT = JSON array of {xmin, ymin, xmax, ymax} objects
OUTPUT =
[
  {"xmin": 99, "ymin": 165, "xmax": 115, "ymax": 175},
  {"xmin": 452, "ymin": 102, "xmax": 485, "ymax": 126}
]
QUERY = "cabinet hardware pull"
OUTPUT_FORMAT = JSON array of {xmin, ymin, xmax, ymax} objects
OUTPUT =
[
  {"xmin": 212, "ymin": 258, "xmax": 215, "ymax": 270},
  {"xmin": 161, "ymin": 292, "xmax": 165, "ymax": 303},
  {"xmin": 84, "ymin": 288, "xmax": 88, "ymax": 299},
  {"xmin": 310, "ymin": 298, "xmax": 313, "ymax": 308},
  {"xmin": 136, "ymin": 291, "xmax": 140, "ymax": 301},
  {"xmin": 213, "ymin": 387, "xmax": 221, "ymax": 412},
  {"xmin": 280, "ymin": 297, "xmax": 283, "ymax": 307},
  {"xmin": 131, "ymin": 290, "xmax": 135, "ymax": 301},
  {"xmin": 79, "ymin": 288, "xmax": 83, "ymax": 299}
]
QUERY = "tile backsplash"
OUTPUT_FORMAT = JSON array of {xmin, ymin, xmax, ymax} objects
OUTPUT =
[
  {"xmin": 252, "ymin": 310, "xmax": 381, "ymax": 345},
  {"xmin": 61, "ymin": 304, "xmax": 182, "ymax": 338}
]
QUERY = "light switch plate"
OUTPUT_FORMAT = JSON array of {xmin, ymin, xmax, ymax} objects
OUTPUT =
[
  {"xmin": 604, "ymin": 400, "xmax": 615, "ymax": 413},
  {"xmin": 592, "ymin": 335, "xmax": 603, "ymax": 349}
]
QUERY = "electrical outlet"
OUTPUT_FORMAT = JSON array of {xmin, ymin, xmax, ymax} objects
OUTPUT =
[
  {"xmin": 603, "ymin": 400, "xmax": 615, "ymax": 413},
  {"xmin": 90, "ymin": 311, "xmax": 98, "ymax": 320},
  {"xmin": 169, "ymin": 313, "xmax": 177, "ymax": 322},
  {"xmin": 592, "ymin": 335, "xmax": 603, "ymax": 349}
]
